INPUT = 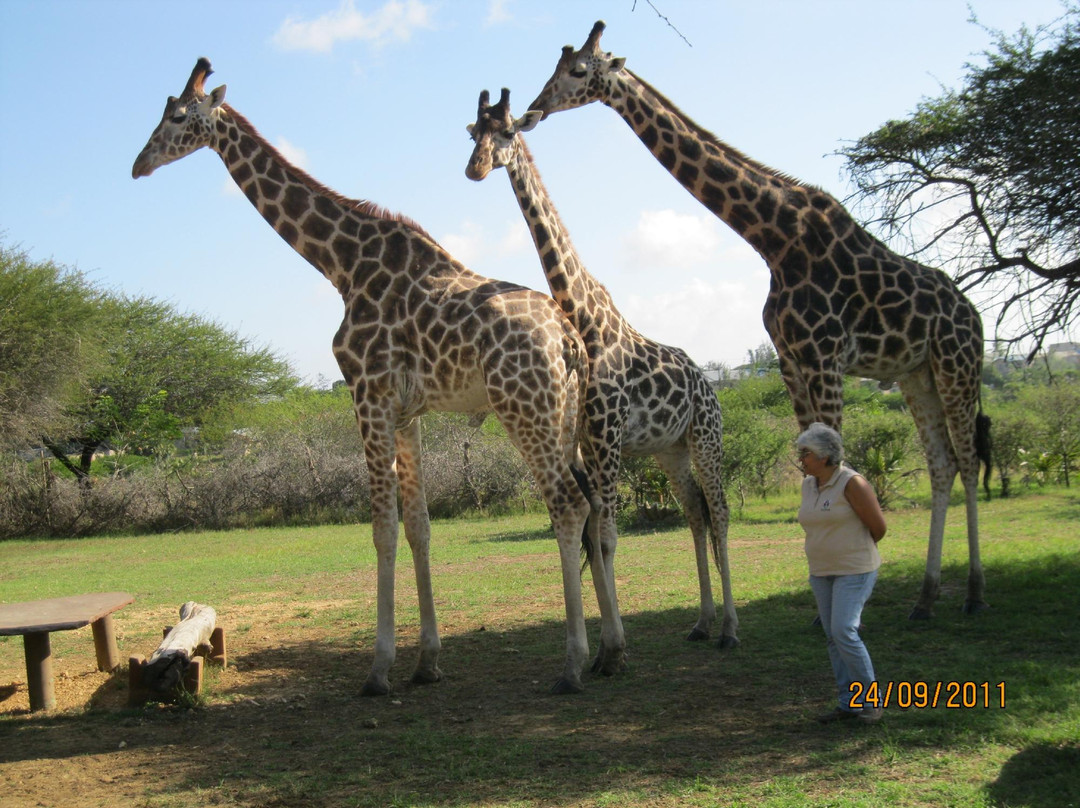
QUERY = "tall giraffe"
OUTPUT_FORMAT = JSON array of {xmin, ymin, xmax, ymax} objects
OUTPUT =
[
  {"xmin": 465, "ymin": 89, "xmax": 738, "ymax": 670},
  {"xmin": 133, "ymin": 58, "xmax": 596, "ymax": 695},
  {"xmin": 528, "ymin": 22, "xmax": 992, "ymax": 619}
]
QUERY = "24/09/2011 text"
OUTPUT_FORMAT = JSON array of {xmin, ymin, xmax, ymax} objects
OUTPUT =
[{"xmin": 849, "ymin": 681, "xmax": 1006, "ymax": 709}]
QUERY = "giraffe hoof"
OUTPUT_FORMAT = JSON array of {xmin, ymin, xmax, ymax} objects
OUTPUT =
[
  {"xmin": 716, "ymin": 635, "xmax": 739, "ymax": 650},
  {"xmin": 361, "ymin": 675, "xmax": 393, "ymax": 697},
  {"xmin": 908, "ymin": 606, "xmax": 933, "ymax": 621},
  {"xmin": 961, "ymin": 600, "xmax": 990, "ymax": 615},
  {"xmin": 410, "ymin": 666, "xmax": 443, "ymax": 685},
  {"xmin": 591, "ymin": 649, "xmax": 628, "ymax": 676},
  {"xmin": 550, "ymin": 676, "xmax": 585, "ymax": 695},
  {"xmin": 686, "ymin": 627, "xmax": 710, "ymax": 642}
]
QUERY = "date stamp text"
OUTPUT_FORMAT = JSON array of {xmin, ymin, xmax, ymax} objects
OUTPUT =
[{"xmin": 849, "ymin": 681, "xmax": 1006, "ymax": 709}]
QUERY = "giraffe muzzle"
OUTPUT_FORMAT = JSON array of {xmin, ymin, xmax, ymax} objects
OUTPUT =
[{"xmin": 132, "ymin": 152, "xmax": 156, "ymax": 179}]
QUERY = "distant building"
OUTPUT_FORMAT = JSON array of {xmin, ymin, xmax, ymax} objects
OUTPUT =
[{"xmin": 1047, "ymin": 342, "xmax": 1080, "ymax": 369}]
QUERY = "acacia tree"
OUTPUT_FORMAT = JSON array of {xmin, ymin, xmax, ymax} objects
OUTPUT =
[
  {"xmin": 840, "ymin": 6, "xmax": 1079, "ymax": 359},
  {"xmin": 45, "ymin": 294, "xmax": 297, "ymax": 483},
  {"xmin": 0, "ymin": 244, "xmax": 103, "ymax": 448}
]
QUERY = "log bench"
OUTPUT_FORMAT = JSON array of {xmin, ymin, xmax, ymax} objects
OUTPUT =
[
  {"xmin": 0, "ymin": 592, "xmax": 134, "ymax": 711},
  {"xmin": 128, "ymin": 602, "xmax": 227, "ymax": 705}
]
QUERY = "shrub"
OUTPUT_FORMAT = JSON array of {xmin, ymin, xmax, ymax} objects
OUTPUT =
[{"xmin": 842, "ymin": 410, "xmax": 920, "ymax": 508}]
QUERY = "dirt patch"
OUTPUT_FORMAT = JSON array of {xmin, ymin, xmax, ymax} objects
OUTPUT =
[{"xmin": 0, "ymin": 593, "xmax": 849, "ymax": 808}]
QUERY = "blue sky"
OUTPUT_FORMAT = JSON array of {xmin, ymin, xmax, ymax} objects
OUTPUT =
[{"xmin": 0, "ymin": 0, "xmax": 1069, "ymax": 386}]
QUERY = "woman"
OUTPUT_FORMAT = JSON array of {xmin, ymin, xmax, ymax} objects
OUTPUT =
[{"xmin": 796, "ymin": 422, "xmax": 887, "ymax": 723}]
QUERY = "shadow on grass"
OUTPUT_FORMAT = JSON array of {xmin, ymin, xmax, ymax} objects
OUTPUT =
[
  {"xmin": 485, "ymin": 524, "xmax": 554, "ymax": 543},
  {"xmin": 2, "ymin": 552, "xmax": 1077, "ymax": 807},
  {"xmin": 987, "ymin": 742, "xmax": 1080, "ymax": 808}
]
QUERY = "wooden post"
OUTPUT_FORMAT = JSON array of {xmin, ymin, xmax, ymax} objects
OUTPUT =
[
  {"xmin": 24, "ymin": 632, "xmax": 54, "ymax": 711},
  {"xmin": 91, "ymin": 613, "xmax": 121, "ymax": 671},
  {"xmin": 128, "ymin": 654, "xmax": 149, "ymax": 707},
  {"xmin": 183, "ymin": 657, "xmax": 204, "ymax": 695},
  {"xmin": 209, "ymin": 627, "xmax": 227, "ymax": 668}
]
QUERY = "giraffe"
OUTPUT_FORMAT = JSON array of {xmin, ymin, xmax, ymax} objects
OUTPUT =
[
  {"xmin": 465, "ymin": 89, "xmax": 738, "ymax": 670},
  {"xmin": 528, "ymin": 22, "xmax": 992, "ymax": 619},
  {"xmin": 132, "ymin": 58, "xmax": 596, "ymax": 695}
]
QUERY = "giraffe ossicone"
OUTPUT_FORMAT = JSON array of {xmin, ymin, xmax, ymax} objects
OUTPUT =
[
  {"xmin": 134, "ymin": 58, "xmax": 598, "ymax": 695},
  {"xmin": 467, "ymin": 87, "xmax": 738, "ymax": 667},
  {"xmin": 528, "ymin": 22, "xmax": 992, "ymax": 619}
]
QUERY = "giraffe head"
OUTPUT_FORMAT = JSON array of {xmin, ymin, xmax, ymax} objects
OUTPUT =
[
  {"xmin": 132, "ymin": 58, "xmax": 227, "ymax": 179},
  {"xmin": 529, "ymin": 20, "xmax": 625, "ymax": 120},
  {"xmin": 464, "ymin": 88, "xmax": 541, "ymax": 181}
]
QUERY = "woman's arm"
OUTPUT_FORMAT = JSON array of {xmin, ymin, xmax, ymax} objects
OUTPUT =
[{"xmin": 844, "ymin": 475, "xmax": 887, "ymax": 542}]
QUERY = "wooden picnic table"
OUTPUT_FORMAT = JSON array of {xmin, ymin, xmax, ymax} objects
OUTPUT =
[{"xmin": 0, "ymin": 592, "xmax": 134, "ymax": 711}]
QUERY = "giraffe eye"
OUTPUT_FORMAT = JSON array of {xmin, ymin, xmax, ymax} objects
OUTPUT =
[
  {"xmin": 569, "ymin": 67, "xmax": 587, "ymax": 79},
  {"xmin": 170, "ymin": 113, "xmax": 188, "ymax": 124}
]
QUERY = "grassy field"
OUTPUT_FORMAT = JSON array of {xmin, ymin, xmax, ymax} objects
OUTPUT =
[{"xmin": 1, "ymin": 487, "xmax": 1078, "ymax": 807}]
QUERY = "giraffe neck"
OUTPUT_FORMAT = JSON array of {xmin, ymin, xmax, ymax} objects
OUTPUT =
[
  {"xmin": 607, "ymin": 69, "xmax": 856, "ymax": 265},
  {"xmin": 210, "ymin": 104, "xmax": 434, "ymax": 297},
  {"xmin": 505, "ymin": 138, "xmax": 627, "ymax": 344}
]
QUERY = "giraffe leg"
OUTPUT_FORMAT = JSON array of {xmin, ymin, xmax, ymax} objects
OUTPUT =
[
  {"xmin": 396, "ymin": 420, "xmax": 443, "ymax": 685},
  {"xmin": 655, "ymin": 450, "xmax": 718, "ymax": 642},
  {"xmin": 589, "ymin": 497, "xmax": 628, "ymax": 676},
  {"xmin": 776, "ymin": 349, "xmax": 837, "ymax": 430},
  {"xmin": 582, "ymin": 440, "xmax": 627, "ymax": 677},
  {"xmin": 900, "ymin": 371, "xmax": 958, "ymax": 620},
  {"xmin": 545, "ymin": 467, "xmax": 592, "ymax": 693},
  {"xmin": 359, "ymin": 426, "xmax": 400, "ymax": 696},
  {"xmin": 493, "ymin": 383, "xmax": 591, "ymax": 693},
  {"xmin": 942, "ymin": 387, "xmax": 989, "ymax": 614},
  {"xmin": 687, "ymin": 401, "xmax": 738, "ymax": 649},
  {"xmin": 959, "ymin": 471, "xmax": 989, "ymax": 615}
]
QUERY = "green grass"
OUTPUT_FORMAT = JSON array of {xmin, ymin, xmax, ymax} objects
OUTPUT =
[{"xmin": 0, "ymin": 488, "xmax": 1078, "ymax": 807}]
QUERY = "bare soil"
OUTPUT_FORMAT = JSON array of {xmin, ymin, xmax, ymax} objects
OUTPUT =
[{"xmin": 0, "ymin": 591, "xmax": 841, "ymax": 808}]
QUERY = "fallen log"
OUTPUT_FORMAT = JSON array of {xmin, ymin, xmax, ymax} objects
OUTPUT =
[{"xmin": 142, "ymin": 602, "xmax": 217, "ymax": 693}]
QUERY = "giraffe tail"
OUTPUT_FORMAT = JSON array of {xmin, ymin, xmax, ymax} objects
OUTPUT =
[
  {"xmin": 700, "ymin": 488, "xmax": 722, "ymax": 571},
  {"xmin": 702, "ymin": 486, "xmax": 733, "ymax": 574},
  {"xmin": 976, "ymin": 409, "xmax": 992, "ymax": 500},
  {"xmin": 570, "ymin": 464, "xmax": 595, "ymax": 571}
]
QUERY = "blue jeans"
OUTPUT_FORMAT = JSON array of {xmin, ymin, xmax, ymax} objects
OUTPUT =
[{"xmin": 809, "ymin": 570, "xmax": 877, "ymax": 712}]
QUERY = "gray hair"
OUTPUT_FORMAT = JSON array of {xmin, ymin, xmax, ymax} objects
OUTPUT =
[{"xmin": 796, "ymin": 422, "xmax": 844, "ymax": 466}]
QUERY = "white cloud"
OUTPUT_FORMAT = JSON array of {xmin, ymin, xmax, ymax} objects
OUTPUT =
[
  {"xmin": 273, "ymin": 0, "xmax": 435, "ymax": 54},
  {"xmin": 485, "ymin": 0, "xmax": 514, "ymax": 26},
  {"xmin": 274, "ymin": 137, "xmax": 310, "ymax": 171},
  {"xmin": 623, "ymin": 209, "xmax": 724, "ymax": 270},
  {"xmin": 440, "ymin": 220, "xmax": 486, "ymax": 266},
  {"xmin": 441, "ymin": 218, "xmax": 530, "ymax": 267},
  {"xmin": 620, "ymin": 276, "xmax": 771, "ymax": 368},
  {"xmin": 495, "ymin": 218, "xmax": 530, "ymax": 256}
]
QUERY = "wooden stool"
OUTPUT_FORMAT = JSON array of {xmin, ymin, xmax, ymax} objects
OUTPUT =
[{"xmin": 0, "ymin": 593, "xmax": 134, "ymax": 711}]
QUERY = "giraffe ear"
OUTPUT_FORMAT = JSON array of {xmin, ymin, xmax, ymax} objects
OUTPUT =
[
  {"xmin": 208, "ymin": 84, "xmax": 227, "ymax": 109},
  {"xmin": 466, "ymin": 123, "xmax": 476, "ymax": 136},
  {"xmin": 515, "ymin": 111, "xmax": 543, "ymax": 133},
  {"xmin": 608, "ymin": 57, "xmax": 626, "ymax": 71}
]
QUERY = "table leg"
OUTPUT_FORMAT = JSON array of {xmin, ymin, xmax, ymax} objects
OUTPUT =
[
  {"xmin": 24, "ymin": 631, "xmax": 54, "ymax": 711},
  {"xmin": 91, "ymin": 614, "xmax": 121, "ymax": 671}
]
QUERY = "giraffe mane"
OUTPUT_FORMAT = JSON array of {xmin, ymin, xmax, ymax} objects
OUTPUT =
[
  {"xmin": 222, "ymin": 103, "xmax": 435, "ymax": 242},
  {"xmin": 626, "ymin": 69, "xmax": 818, "ymax": 193}
]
